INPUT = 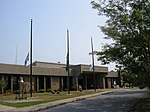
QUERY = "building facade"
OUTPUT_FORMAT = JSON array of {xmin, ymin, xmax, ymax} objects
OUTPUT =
[{"xmin": 0, "ymin": 61, "xmax": 119, "ymax": 94}]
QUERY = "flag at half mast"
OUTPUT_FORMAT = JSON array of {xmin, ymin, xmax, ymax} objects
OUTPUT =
[{"xmin": 24, "ymin": 53, "xmax": 29, "ymax": 66}]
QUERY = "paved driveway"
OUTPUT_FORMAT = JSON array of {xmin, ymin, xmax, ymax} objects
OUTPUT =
[{"xmin": 40, "ymin": 89, "xmax": 148, "ymax": 112}]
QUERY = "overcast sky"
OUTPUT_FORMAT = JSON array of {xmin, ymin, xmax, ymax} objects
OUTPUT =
[{"xmin": 0, "ymin": 0, "xmax": 115, "ymax": 70}]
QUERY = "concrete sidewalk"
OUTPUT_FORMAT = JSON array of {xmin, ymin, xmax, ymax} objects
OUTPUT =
[
  {"xmin": 0, "ymin": 105, "xmax": 16, "ymax": 112},
  {"xmin": 1, "ymin": 89, "xmax": 130, "ymax": 112}
]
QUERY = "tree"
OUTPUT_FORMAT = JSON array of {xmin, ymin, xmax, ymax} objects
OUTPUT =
[
  {"xmin": 121, "ymin": 71, "xmax": 136, "ymax": 87},
  {"xmin": 0, "ymin": 79, "xmax": 6, "ymax": 94},
  {"xmin": 91, "ymin": 0, "xmax": 150, "ymax": 88}
]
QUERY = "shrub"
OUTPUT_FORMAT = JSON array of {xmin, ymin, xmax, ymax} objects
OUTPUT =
[
  {"xmin": 47, "ymin": 88, "xmax": 51, "ymax": 92},
  {"xmin": 71, "ymin": 87, "xmax": 77, "ymax": 91},
  {"xmin": 14, "ymin": 90, "xmax": 19, "ymax": 94},
  {"xmin": 139, "ymin": 85, "xmax": 145, "ymax": 89},
  {"xmin": 64, "ymin": 88, "xmax": 68, "ymax": 91},
  {"xmin": 5, "ymin": 89, "xmax": 11, "ymax": 95},
  {"xmin": 39, "ymin": 89, "xmax": 44, "ymax": 93}
]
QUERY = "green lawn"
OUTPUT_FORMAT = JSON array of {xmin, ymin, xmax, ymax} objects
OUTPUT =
[
  {"xmin": 134, "ymin": 92, "xmax": 150, "ymax": 112},
  {"xmin": 0, "ymin": 90, "xmax": 102, "ymax": 108}
]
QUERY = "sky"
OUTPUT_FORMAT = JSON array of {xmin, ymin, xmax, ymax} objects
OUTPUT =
[{"xmin": 0, "ymin": 0, "xmax": 115, "ymax": 71}]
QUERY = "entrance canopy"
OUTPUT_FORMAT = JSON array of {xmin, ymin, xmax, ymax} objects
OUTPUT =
[
  {"xmin": 71, "ymin": 64, "xmax": 108, "ymax": 89},
  {"xmin": 71, "ymin": 64, "xmax": 108, "ymax": 77}
]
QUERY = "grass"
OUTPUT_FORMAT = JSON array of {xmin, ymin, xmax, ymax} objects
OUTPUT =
[
  {"xmin": 0, "ymin": 100, "xmax": 45, "ymax": 107},
  {"xmin": 134, "ymin": 92, "xmax": 150, "ymax": 112},
  {"xmin": 0, "ymin": 90, "xmax": 102, "ymax": 108}
]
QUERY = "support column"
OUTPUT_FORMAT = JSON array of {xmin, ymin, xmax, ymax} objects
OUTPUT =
[
  {"xmin": 61, "ymin": 77, "xmax": 64, "ymax": 91},
  {"xmin": 85, "ymin": 74, "xmax": 87, "ymax": 90},
  {"xmin": 50, "ymin": 77, "xmax": 52, "ymax": 90},
  {"xmin": 76, "ymin": 77, "xmax": 78, "ymax": 90},
  {"xmin": 111, "ymin": 78, "xmax": 114, "ymax": 88},
  {"xmin": 44, "ymin": 76, "xmax": 46, "ymax": 92},
  {"xmin": 37, "ymin": 76, "xmax": 39, "ymax": 92},
  {"xmin": 1, "ymin": 75, "xmax": 4, "ymax": 94},
  {"xmin": 103, "ymin": 77, "xmax": 106, "ymax": 89},
  {"xmin": 11, "ymin": 75, "xmax": 13, "ymax": 93}
]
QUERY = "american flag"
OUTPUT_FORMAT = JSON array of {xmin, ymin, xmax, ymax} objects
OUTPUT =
[{"xmin": 24, "ymin": 53, "xmax": 29, "ymax": 66}]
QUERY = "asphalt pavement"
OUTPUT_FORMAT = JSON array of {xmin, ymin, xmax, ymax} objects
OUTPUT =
[
  {"xmin": 0, "ymin": 88, "xmax": 148, "ymax": 112},
  {"xmin": 39, "ymin": 89, "xmax": 149, "ymax": 112}
]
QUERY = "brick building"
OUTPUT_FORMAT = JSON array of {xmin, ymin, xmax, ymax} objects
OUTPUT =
[{"xmin": 0, "ymin": 61, "xmax": 119, "ymax": 93}]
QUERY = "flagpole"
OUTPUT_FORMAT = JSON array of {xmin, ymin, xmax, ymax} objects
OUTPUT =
[
  {"xmin": 30, "ymin": 19, "xmax": 33, "ymax": 97},
  {"xmin": 91, "ymin": 37, "xmax": 96, "ymax": 92},
  {"xmin": 67, "ymin": 29, "xmax": 70, "ymax": 94},
  {"xmin": 15, "ymin": 45, "xmax": 18, "ymax": 64}
]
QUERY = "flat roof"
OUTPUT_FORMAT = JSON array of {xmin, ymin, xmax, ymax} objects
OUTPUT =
[
  {"xmin": 0, "ymin": 63, "xmax": 67, "ymax": 76},
  {"xmin": 0, "ymin": 61, "xmax": 110, "ymax": 77},
  {"xmin": 106, "ymin": 71, "xmax": 118, "ymax": 77}
]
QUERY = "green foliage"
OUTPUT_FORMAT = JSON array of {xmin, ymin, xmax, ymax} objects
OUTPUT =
[
  {"xmin": 0, "ymin": 100, "xmax": 45, "ymax": 108},
  {"xmin": 5, "ymin": 90, "xmax": 11, "ymax": 95},
  {"xmin": 71, "ymin": 87, "xmax": 77, "ymax": 91},
  {"xmin": 134, "ymin": 93, "xmax": 150, "ymax": 111},
  {"xmin": 122, "ymin": 71, "xmax": 138, "ymax": 85},
  {"xmin": 39, "ymin": 89, "xmax": 45, "ymax": 93},
  {"xmin": 0, "ymin": 79, "xmax": 6, "ymax": 88},
  {"xmin": 0, "ymin": 79, "xmax": 7, "ymax": 93},
  {"xmin": 14, "ymin": 90, "xmax": 19, "ymax": 94},
  {"xmin": 46, "ymin": 88, "xmax": 51, "ymax": 92},
  {"xmin": 91, "ymin": 0, "xmax": 150, "ymax": 88},
  {"xmin": 64, "ymin": 88, "xmax": 68, "ymax": 91}
]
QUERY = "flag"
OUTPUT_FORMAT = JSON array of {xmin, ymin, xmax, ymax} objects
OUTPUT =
[
  {"xmin": 89, "ymin": 64, "xmax": 93, "ymax": 71},
  {"xmin": 24, "ymin": 53, "xmax": 29, "ymax": 66}
]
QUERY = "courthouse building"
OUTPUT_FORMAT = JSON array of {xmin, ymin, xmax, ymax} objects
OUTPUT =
[{"xmin": 0, "ymin": 61, "xmax": 119, "ymax": 93}]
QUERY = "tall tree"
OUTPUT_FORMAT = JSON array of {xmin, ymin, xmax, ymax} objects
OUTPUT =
[{"xmin": 91, "ymin": 0, "xmax": 150, "ymax": 88}]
